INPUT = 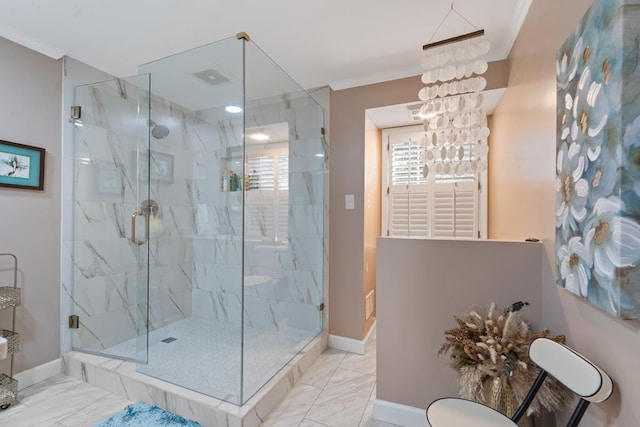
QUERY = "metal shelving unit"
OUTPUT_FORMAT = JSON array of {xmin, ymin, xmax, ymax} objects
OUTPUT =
[{"xmin": 0, "ymin": 253, "xmax": 20, "ymax": 410}]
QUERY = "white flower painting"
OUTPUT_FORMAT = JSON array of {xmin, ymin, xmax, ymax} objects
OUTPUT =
[
  {"xmin": 556, "ymin": 0, "xmax": 640, "ymax": 320},
  {"xmin": 558, "ymin": 236, "xmax": 591, "ymax": 297}
]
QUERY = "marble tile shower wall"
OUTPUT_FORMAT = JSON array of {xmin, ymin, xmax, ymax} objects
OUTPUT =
[
  {"xmin": 189, "ymin": 109, "xmax": 244, "ymax": 328},
  {"xmin": 192, "ymin": 94, "xmax": 327, "ymax": 337},
  {"xmin": 247, "ymin": 95, "xmax": 325, "ymax": 336},
  {"xmin": 62, "ymin": 67, "xmax": 327, "ymax": 357},
  {"xmin": 65, "ymin": 79, "xmax": 197, "ymax": 352}
]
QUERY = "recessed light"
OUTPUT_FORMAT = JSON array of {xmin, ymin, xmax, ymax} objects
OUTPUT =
[
  {"xmin": 248, "ymin": 133, "xmax": 269, "ymax": 141},
  {"xmin": 225, "ymin": 105, "xmax": 242, "ymax": 113}
]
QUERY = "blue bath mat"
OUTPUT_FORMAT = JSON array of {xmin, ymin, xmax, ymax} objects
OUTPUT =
[{"xmin": 94, "ymin": 402, "xmax": 202, "ymax": 426}]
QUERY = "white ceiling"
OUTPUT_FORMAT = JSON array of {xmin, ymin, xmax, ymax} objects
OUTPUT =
[{"xmin": 0, "ymin": 0, "xmax": 531, "ymax": 91}]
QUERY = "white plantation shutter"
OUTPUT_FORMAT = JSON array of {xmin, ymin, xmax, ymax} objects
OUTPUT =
[
  {"xmin": 388, "ymin": 134, "xmax": 430, "ymax": 237},
  {"xmin": 277, "ymin": 154, "xmax": 288, "ymax": 190},
  {"xmin": 432, "ymin": 182, "xmax": 477, "ymax": 238},
  {"xmin": 408, "ymin": 190, "xmax": 429, "ymax": 236},
  {"xmin": 432, "ymin": 184, "xmax": 455, "ymax": 237},
  {"xmin": 383, "ymin": 126, "xmax": 481, "ymax": 239},
  {"xmin": 247, "ymin": 156, "xmax": 275, "ymax": 190},
  {"xmin": 276, "ymin": 190, "xmax": 288, "ymax": 239},
  {"xmin": 390, "ymin": 140, "xmax": 428, "ymax": 186},
  {"xmin": 389, "ymin": 192, "xmax": 409, "ymax": 236},
  {"xmin": 453, "ymin": 185, "xmax": 477, "ymax": 238},
  {"xmin": 389, "ymin": 185, "xmax": 430, "ymax": 237},
  {"xmin": 245, "ymin": 149, "xmax": 288, "ymax": 239}
]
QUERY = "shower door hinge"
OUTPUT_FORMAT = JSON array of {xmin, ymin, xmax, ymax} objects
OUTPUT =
[
  {"xmin": 70, "ymin": 106, "xmax": 81, "ymax": 120},
  {"xmin": 319, "ymin": 303, "xmax": 325, "ymax": 312},
  {"xmin": 68, "ymin": 314, "xmax": 79, "ymax": 329},
  {"xmin": 321, "ymin": 127, "xmax": 325, "ymax": 136}
]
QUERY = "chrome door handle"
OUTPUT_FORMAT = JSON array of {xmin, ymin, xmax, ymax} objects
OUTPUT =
[{"xmin": 131, "ymin": 211, "xmax": 149, "ymax": 245}]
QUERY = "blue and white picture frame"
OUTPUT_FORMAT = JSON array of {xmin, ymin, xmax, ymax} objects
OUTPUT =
[
  {"xmin": 556, "ymin": 0, "xmax": 640, "ymax": 320},
  {"xmin": 0, "ymin": 140, "xmax": 45, "ymax": 190}
]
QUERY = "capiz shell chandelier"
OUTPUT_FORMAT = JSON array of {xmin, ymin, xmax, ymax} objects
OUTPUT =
[{"xmin": 418, "ymin": 7, "xmax": 491, "ymax": 178}]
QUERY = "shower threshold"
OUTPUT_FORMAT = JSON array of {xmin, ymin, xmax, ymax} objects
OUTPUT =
[
  {"xmin": 62, "ymin": 330, "xmax": 327, "ymax": 427},
  {"xmin": 102, "ymin": 317, "xmax": 317, "ymax": 402}
]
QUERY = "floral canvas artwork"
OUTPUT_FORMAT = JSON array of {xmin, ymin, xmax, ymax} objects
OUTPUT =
[{"xmin": 556, "ymin": 0, "xmax": 640, "ymax": 320}]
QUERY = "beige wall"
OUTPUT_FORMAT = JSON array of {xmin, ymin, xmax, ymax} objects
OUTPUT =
[
  {"xmin": 0, "ymin": 36, "xmax": 63, "ymax": 373},
  {"xmin": 329, "ymin": 76, "xmax": 422, "ymax": 339},
  {"xmin": 490, "ymin": 0, "xmax": 640, "ymax": 425},
  {"xmin": 376, "ymin": 238, "xmax": 543, "ymax": 409},
  {"xmin": 363, "ymin": 114, "xmax": 381, "ymax": 334},
  {"xmin": 329, "ymin": 61, "xmax": 508, "ymax": 340}
]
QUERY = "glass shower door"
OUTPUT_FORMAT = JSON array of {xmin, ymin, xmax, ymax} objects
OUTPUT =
[
  {"xmin": 70, "ymin": 75, "xmax": 150, "ymax": 360},
  {"xmin": 136, "ymin": 36, "xmax": 245, "ymax": 403}
]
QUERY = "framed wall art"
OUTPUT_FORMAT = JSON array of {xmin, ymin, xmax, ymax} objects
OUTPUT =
[{"xmin": 0, "ymin": 140, "xmax": 45, "ymax": 190}]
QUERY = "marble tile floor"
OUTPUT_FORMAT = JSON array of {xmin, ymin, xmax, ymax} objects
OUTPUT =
[{"xmin": 0, "ymin": 328, "xmax": 399, "ymax": 427}]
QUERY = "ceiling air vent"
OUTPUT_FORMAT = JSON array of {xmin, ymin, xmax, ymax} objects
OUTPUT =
[
  {"xmin": 192, "ymin": 68, "xmax": 230, "ymax": 86},
  {"xmin": 407, "ymin": 103, "xmax": 426, "ymax": 121}
]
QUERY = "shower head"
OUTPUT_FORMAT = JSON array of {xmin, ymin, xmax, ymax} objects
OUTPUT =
[{"xmin": 149, "ymin": 120, "xmax": 170, "ymax": 139}]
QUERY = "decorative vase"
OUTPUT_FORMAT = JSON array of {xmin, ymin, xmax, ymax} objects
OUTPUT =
[{"xmin": 482, "ymin": 376, "xmax": 533, "ymax": 427}]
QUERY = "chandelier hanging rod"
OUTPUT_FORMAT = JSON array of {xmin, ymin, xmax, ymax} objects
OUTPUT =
[{"xmin": 422, "ymin": 29, "xmax": 485, "ymax": 51}]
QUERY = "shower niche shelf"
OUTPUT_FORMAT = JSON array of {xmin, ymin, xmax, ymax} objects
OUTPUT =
[{"xmin": 0, "ymin": 253, "xmax": 20, "ymax": 410}]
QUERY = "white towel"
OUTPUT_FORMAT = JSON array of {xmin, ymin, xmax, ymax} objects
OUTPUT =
[{"xmin": 0, "ymin": 336, "xmax": 7, "ymax": 360}]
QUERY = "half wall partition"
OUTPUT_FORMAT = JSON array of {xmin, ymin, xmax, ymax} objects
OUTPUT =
[{"xmin": 69, "ymin": 35, "xmax": 327, "ymax": 405}]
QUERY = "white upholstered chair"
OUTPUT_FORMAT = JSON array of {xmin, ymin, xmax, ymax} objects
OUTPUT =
[{"xmin": 426, "ymin": 337, "xmax": 613, "ymax": 427}]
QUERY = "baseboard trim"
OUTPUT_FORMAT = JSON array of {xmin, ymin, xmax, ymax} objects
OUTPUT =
[
  {"xmin": 328, "ymin": 334, "xmax": 364, "ymax": 354},
  {"xmin": 373, "ymin": 399, "xmax": 427, "ymax": 427},
  {"xmin": 329, "ymin": 320, "xmax": 376, "ymax": 355},
  {"xmin": 364, "ymin": 319, "xmax": 376, "ymax": 344},
  {"xmin": 14, "ymin": 358, "xmax": 63, "ymax": 390}
]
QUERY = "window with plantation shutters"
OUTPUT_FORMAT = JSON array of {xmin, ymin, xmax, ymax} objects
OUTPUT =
[
  {"xmin": 388, "ymin": 185, "xmax": 430, "ymax": 237},
  {"xmin": 382, "ymin": 125, "xmax": 484, "ymax": 239},
  {"xmin": 247, "ymin": 155, "xmax": 275, "ymax": 190},
  {"xmin": 390, "ymin": 140, "xmax": 428, "ymax": 186},
  {"xmin": 431, "ymin": 181, "xmax": 478, "ymax": 238},
  {"xmin": 245, "ymin": 145, "xmax": 288, "ymax": 240}
]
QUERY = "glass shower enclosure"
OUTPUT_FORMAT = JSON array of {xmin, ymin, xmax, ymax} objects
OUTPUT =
[{"xmin": 69, "ymin": 35, "xmax": 327, "ymax": 405}]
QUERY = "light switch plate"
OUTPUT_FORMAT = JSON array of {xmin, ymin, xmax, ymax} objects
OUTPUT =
[{"xmin": 345, "ymin": 194, "xmax": 355, "ymax": 210}]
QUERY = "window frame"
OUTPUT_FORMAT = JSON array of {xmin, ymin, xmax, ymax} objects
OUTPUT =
[{"xmin": 381, "ymin": 125, "xmax": 487, "ymax": 239}]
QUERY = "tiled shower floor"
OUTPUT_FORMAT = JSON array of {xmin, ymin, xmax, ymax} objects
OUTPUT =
[{"xmin": 102, "ymin": 317, "xmax": 315, "ymax": 403}]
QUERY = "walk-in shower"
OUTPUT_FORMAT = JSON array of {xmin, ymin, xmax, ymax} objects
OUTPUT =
[{"xmin": 68, "ymin": 35, "xmax": 327, "ymax": 405}]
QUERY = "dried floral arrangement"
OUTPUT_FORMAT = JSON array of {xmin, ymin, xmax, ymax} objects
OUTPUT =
[{"xmin": 439, "ymin": 301, "xmax": 571, "ymax": 417}]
